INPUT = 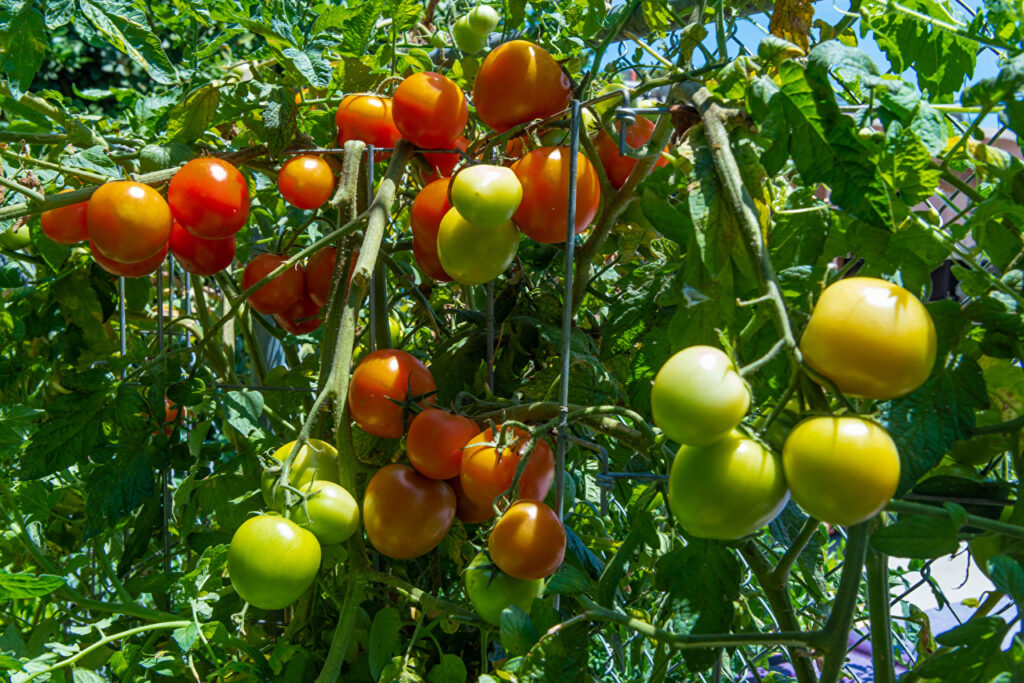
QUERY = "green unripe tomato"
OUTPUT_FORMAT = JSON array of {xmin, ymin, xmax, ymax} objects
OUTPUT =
[
  {"xmin": 668, "ymin": 432, "xmax": 789, "ymax": 540},
  {"xmin": 466, "ymin": 5, "xmax": 500, "ymax": 34},
  {"xmin": 650, "ymin": 346, "xmax": 751, "ymax": 446},
  {"xmin": 228, "ymin": 515, "xmax": 321, "ymax": 610},
  {"xmin": 0, "ymin": 223, "xmax": 31, "ymax": 250},
  {"xmin": 464, "ymin": 552, "xmax": 543, "ymax": 626},
  {"xmin": 592, "ymin": 83, "xmax": 630, "ymax": 118},
  {"xmin": 451, "ymin": 164, "xmax": 523, "ymax": 228},
  {"xmin": 436, "ymin": 207, "xmax": 519, "ymax": 285},
  {"xmin": 292, "ymin": 480, "xmax": 361, "ymax": 545},
  {"xmin": 261, "ymin": 438, "xmax": 340, "ymax": 508},
  {"xmin": 429, "ymin": 31, "xmax": 448, "ymax": 49},
  {"xmin": 452, "ymin": 16, "xmax": 487, "ymax": 53}
]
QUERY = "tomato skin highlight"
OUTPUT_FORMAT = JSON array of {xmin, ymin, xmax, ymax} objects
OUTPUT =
[
  {"xmin": 168, "ymin": 158, "xmax": 250, "ymax": 239},
  {"xmin": 168, "ymin": 221, "xmax": 235, "ymax": 276},
  {"xmin": 393, "ymin": 72, "xmax": 469, "ymax": 149},
  {"xmin": 90, "ymin": 239, "xmax": 168, "ymax": 277},
  {"xmin": 511, "ymin": 146, "xmax": 601, "ymax": 244},
  {"xmin": 464, "ymin": 551, "xmax": 543, "ymax": 626},
  {"xmin": 488, "ymin": 499, "xmax": 566, "ymax": 580},
  {"xmin": 41, "ymin": 190, "xmax": 89, "ymax": 244},
  {"xmin": 410, "ymin": 179, "xmax": 453, "ymax": 282},
  {"xmin": 261, "ymin": 438, "xmax": 340, "ymax": 508},
  {"xmin": 274, "ymin": 294, "xmax": 322, "ymax": 335},
  {"xmin": 650, "ymin": 346, "xmax": 751, "ymax": 446},
  {"xmin": 447, "ymin": 476, "xmax": 495, "ymax": 524},
  {"xmin": 335, "ymin": 95, "xmax": 401, "ymax": 154},
  {"xmin": 228, "ymin": 515, "xmax": 321, "ymax": 610},
  {"xmin": 436, "ymin": 208, "xmax": 519, "ymax": 286},
  {"xmin": 473, "ymin": 41, "xmax": 573, "ymax": 132},
  {"xmin": 347, "ymin": 349, "xmax": 437, "ymax": 439},
  {"xmin": 668, "ymin": 432, "xmax": 789, "ymax": 540},
  {"xmin": 241, "ymin": 253, "xmax": 306, "ymax": 315},
  {"xmin": 461, "ymin": 425, "xmax": 555, "ymax": 506},
  {"xmin": 782, "ymin": 417, "xmax": 900, "ymax": 526},
  {"xmin": 87, "ymin": 181, "xmax": 172, "ymax": 263},
  {"xmin": 799, "ymin": 277, "xmax": 937, "ymax": 400},
  {"xmin": 278, "ymin": 155, "xmax": 334, "ymax": 210},
  {"xmin": 593, "ymin": 117, "xmax": 669, "ymax": 189},
  {"xmin": 363, "ymin": 464, "xmax": 456, "ymax": 559},
  {"xmin": 407, "ymin": 409, "xmax": 479, "ymax": 480},
  {"xmin": 291, "ymin": 480, "xmax": 361, "ymax": 545}
]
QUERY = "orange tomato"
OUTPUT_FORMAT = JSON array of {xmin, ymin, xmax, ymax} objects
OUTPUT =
[
  {"xmin": 473, "ymin": 41, "xmax": 573, "ymax": 132},
  {"xmin": 241, "ymin": 253, "xmax": 306, "ymax": 315},
  {"xmin": 347, "ymin": 349, "xmax": 436, "ymax": 438},
  {"xmin": 460, "ymin": 425, "xmax": 554, "ymax": 506},
  {"xmin": 447, "ymin": 476, "xmax": 495, "ymax": 524},
  {"xmin": 335, "ymin": 95, "xmax": 402, "ymax": 155},
  {"xmin": 409, "ymin": 178, "xmax": 453, "ymax": 282},
  {"xmin": 90, "ymin": 239, "xmax": 167, "ymax": 277},
  {"xmin": 363, "ymin": 464, "xmax": 456, "ymax": 559},
  {"xmin": 393, "ymin": 72, "xmax": 469, "ymax": 149},
  {"xmin": 168, "ymin": 158, "xmax": 250, "ymax": 239},
  {"xmin": 87, "ymin": 181, "xmax": 172, "ymax": 263},
  {"xmin": 593, "ymin": 117, "xmax": 669, "ymax": 189},
  {"xmin": 406, "ymin": 409, "xmax": 479, "ymax": 480},
  {"xmin": 40, "ymin": 190, "xmax": 88, "ymax": 244},
  {"xmin": 278, "ymin": 155, "xmax": 335, "ymax": 210},
  {"xmin": 488, "ymin": 499, "xmax": 566, "ymax": 580},
  {"xmin": 511, "ymin": 146, "xmax": 601, "ymax": 244}
]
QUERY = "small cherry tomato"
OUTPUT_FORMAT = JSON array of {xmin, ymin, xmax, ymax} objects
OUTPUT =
[
  {"xmin": 40, "ymin": 190, "xmax": 88, "ymax": 244},
  {"xmin": 90, "ymin": 239, "xmax": 168, "ymax": 277},
  {"xmin": 512, "ymin": 146, "xmax": 601, "ymax": 244},
  {"xmin": 466, "ymin": 5, "xmax": 500, "ymax": 33},
  {"xmin": 461, "ymin": 425, "xmax": 554, "ymax": 507},
  {"xmin": 347, "ymin": 349, "xmax": 436, "ymax": 439},
  {"xmin": 363, "ymin": 464, "xmax": 456, "ymax": 559},
  {"xmin": 274, "ymin": 293, "xmax": 322, "ymax": 334},
  {"xmin": 593, "ymin": 117, "xmax": 669, "ymax": 189},
  {"xmin": 406, "ymin": 409, "xmax": 479, "ymax": 480},
  {"xmin": 488, "ymin": 499, "xmax": 565, "ymax": 580},
  {"xmin": 291, "ymin": 480, "xmax": 361, "ymax": 545},
  {"xmin": 228, "ymin": 514, "xmax": 321, "ymax": 610},
  {"xmin": 87, "ymin": 181, "xmax": 172, "ymax": 263},
  {"xmin": 168, "ymin": 158, "xmax": 250, "ymax": 239},
  {"xmin": 410, "ymin": 179, "xmax": 453, "ymax": 282},
  {"xmin": 335, "ymin": 95, "xmax": 401, "ymax": 155},
  {"xmin": 451, "ymin": 164, "xmax": 523, "ymax": 228},
  {"xmin": 393, "ymin": 72, "xmax": 469, "ymax": 149},
  {"xmin": 278, "ymin": 155, "xmax": 335, "ymax": 210},
  {"xmin": 447, "ymin": 476, "xmax": 495, "ymax": 524},
  {"xmin": 241, "ymin": 253, "xmax": 305, "ymax": 315},
  {"xmin": 473, "ymin": 41, "xmax": 572, "ymax": 132},
  {"xmin": 168, "ymin": 220, "xmax": 235, "ymax": 276},
  {"xmin": 436, "ymin": 208, "xmax": 519, "ymax": 286},
  {"xmin": 452, "ymin": 16, "xmax": 487, "ymax": 53}
]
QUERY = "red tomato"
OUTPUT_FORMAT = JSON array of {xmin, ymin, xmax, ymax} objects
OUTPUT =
[
  {"xmin": 460, "ymin": 425, "xmax": 555, "ymax": 507},
  {"xmin": 90, "ymin": 239, "xmax": 167, "ymax": 278},
  {"xmin": 274, "ymin": 294, "xmax": 322, "ymax": 334},
  {"xmin": 473, "ymin": 41, "xmax": 573, "ymax": 132},
  {"xmin": 393, "ymin": 72, "xmax": 469, "ymax": 149},
  {"xmin": 593, "ymin": 117, "xmax": 669, "ymax": 189},
  {"xmin": 409, "ymin": 179, "xmax": 453, "ymax": 282},
  {"xmin": 421, "ymin": 136, "xmax": 469, "ymax": 184},
  {"xmin": 488, "ymin": 499, "xmax": 566, "ymax": 580},
  {"xmin": 304, "ymin": 247, "xmax": 337, "ymax": 308},
  {"xmin": 447, "ymin": 476, "xmax": 495, "ymax": 524},
  {"xmin": 347, "ymin": 349, "xmax": 436, "ymax": 439},
  {"xmin": 168, "ymin": 221, "xmax": 235, "ymax": 276},
  {"xmin": 87, "ymin": 181, "xmax": 172, "ymax": 263},
  {"xmin": 241, "ymin": 253, "xmax": 306, "ymax": 315},
  {"xmin": 335, "ymin": 95, "xmax": 401, "ymax": 155},
  {"xmin": 512, "ymin": 146, "xmax": 601, "ymax": 244},
  {"xmin": 406, "ymin": 409, "xmax": 479, "ymax": 480},
  {"xmin": 40, "ymin": 190, "xmax": 88, "ymax": 244},
  {"xmin": 156, "ymin": 399, "xmax": 182, "ymax": 436},
  {"xmin": 168, "ymin": 158, "xmax": 250, "ymax": 239},
  {"xmin": 363, "ymin": 464, "xmax": 456, "ymax": 559},
  {"xmin": 278, "ymin": 155, "xmax": 335, "ymax": 210}
]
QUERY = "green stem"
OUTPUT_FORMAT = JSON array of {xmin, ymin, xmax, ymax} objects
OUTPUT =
[
  {"xmin": 0, "ymin": 149, "xmax": 111, "ymax": 184},
  {"xmin": 887, "ymin": 499, "xmax": 1024, "ymax": 539},
  {"xmin": 771, "ymin": 516, "xmax": 821, "ymax": 584},
  {"xmin": 0, "ymin": 174, "xmax": 45, "ymax": 203},
  {"xmin": 819, "ymin": 523, "xmax": 871, "ymax": 683},
  {"xmin": 866, "ymin": 521, "xmax": 896, "ymax": 683}
]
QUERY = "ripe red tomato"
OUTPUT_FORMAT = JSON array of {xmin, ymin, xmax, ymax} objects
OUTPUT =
[
  {"xmin": 241, "ymin": 253, "xmax": 305, "ymax": 315},
  {"xmin": 393, "ymin": 72, "xmax": 469, "ymax": 149},
  {"xmin": 278, "ymin": 155, "xmax": 335, "ymax": 210},
  {"xmin": 347, "ymin": 349, "xmax": 436, "ymax": 438},
  {"xmin": 488, "ymin": 499, "xmax": 566, "ymax": 580},
  {"xmin": 335, "ymin": 95, "xmax": 401, "ymax": 154},
  {"xmin": 410, "ymin": 179, "xmax": 453, "ymax": 282},
  {"xmin": 90, "ymin": 239, "xmax": 167, "ymax": 277},
  {"xmin": 421, "ymin": 136, "xmax": 468, "ymax": 183},
  {"xmin": 40, "ymin": 190, "xmax": 88, "ymax": 244},
  {"xmin": 168, "ymin": 221, "xmax": 235, "ymax": 276},
  {"xmin": 460, "ymin": 425, "xmax": 554, "ymax": 507},
  {"xmin": 512, "ymin": 146, "xmax": 602, "ymax": 244},
  {"xmin": 362, "ymin": 464, "xmax": 456, "ymax": 559},
  {"xmin": 304, "ymin": 247, "xmax": 337, "ymax": 307},
  {"xmin": 274, "ymin": 293, "xmax": 322, "ymax": 334},
  {"xmin": 473, "ymin": 41, "xmax": 573, "ymax": 132},
  {"xmin": 406, "ymin": 409, "xmax": 479, "ymax": 480},
  {"xmin": 593, "ymin": 117, "xmax": 669, "ymax": 189},
  {"xmin": 446, "ymin": 476, "xmax": 494, "ymax": 524},
  {"xmin": 168, "ymin": 158, "xmax": 250, "ymax": 239},
  {"xmin": 87, "ymin": 181, "xmax": 172, "ymax": 263}
]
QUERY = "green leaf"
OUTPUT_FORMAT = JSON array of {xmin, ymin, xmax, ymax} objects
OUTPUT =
[
  {"xmin": 545, "ymin": 564, "xmax": 593, "ymax": 595},
  {"xmin": 44, "ymin": 0, "xmax": 76, "ymax": 28},
  {"xmin": 385, "ymin": 0, "xmax": 421, "ymax": 33},
  {"xmin": 219, "ymin": 390, "xmax": 264, "ymax": 437},
  {"xmin": 166, "ymin": 86, "xmax": 221, "ymax": 142},
  {"xmin": 986, "ymin": 556, "xmax": 1024, "ymax": 606},
  {"xmin": 427, "ymin": 654, "xmax": 467, "ymax": 683},
  {"xmin": 870, "ymin": 515, "xmax": 959, "ymax": 558},
  {"xmin": 20, "ymin": 392, "xmax": 108, "ymax": 478},
  {"xmin": 506, "ymin": 0, "xmax": 526, "ymax": 29},
  {"xmin": 281, "ymin": 47, "xmax": 332, "ymax": 88},
  {"xmin": 369, "ymin": 607, "xmax": 401, "ymax": 679},
  {"xmin": 963, "ymin": 53, "xmax": 1024, "ymax": 108},
  {"xmin": 79, "ymin": 0, "xmax": 178, "ymax": 85},
  {"xmin": 53, "ymin": 270, "xmax": 117, "ymax": 356},
  {"xmin": 500, "ymin": 605, "xmax": 539, "ymax": 656},
  {"xmin": 878, "ymin": 129, "xmax": 942, "ymax": 205},
  {"xmin": 686, "ymin": 129, "xmax": 740, "ymax": 275},
  {"xmin": 260, "ymin": 85, "xmax": 298, "ymax": 156},
  {"xmin": 0, "ymin": 571, "xmax": 65, "ymax": 600},
  {"xmin": 84, "ymin": 445, "xmax": 157, "ymax": 536},
  {"xmin": 914, "ymin": 618, "xmax": 1010, "ymax": 680},
  {"xmin": 29, "ymin": 221, "xmax": 70, "ymax": 272},
  {"xmin": 516, "ymin": 621, "xmax": 588, "ymax": 682},
  {"xmin": 0, "ymin": 0, "xmax": 47, "ymax": 98}
]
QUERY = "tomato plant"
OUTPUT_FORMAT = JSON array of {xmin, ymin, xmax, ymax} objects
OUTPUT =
[
  {"xmin": 90, "ymin": 239, "xmax": 168, "ymax": 277},
  {"xmin": 409, "ymin": 178, "xmax": 453, "ymax": 281},
  {"xmin": 460, "ymin": 425, "xmax": 554, "ymax": 506},
  {"xmin": 593, "ymin": 117, "xmax": 670, "ymax": 189},
  {"xmin": 436, "ymin": 208, "xmax": 519, "ymax": 285},
  {"xmin": 488, "ymin": 499, "xmax": 565, "ymax": 580},
  {"xmin": 393, "ymin": 72, "xmax": 468, "ymax": 149},
  {"xmin": 450, "ymin": 164, "xmax": 523, "ymax": 228},
  {"xmin": 241, "ymin": 253, "xmax": 306, "ymax": 315},
  {"xmin": 40, "ymin": 191, "xmax": 88, "ymax": 244},
  {"xmin": 228, "ymin": 515, "xmax": 322, "ymax": 610},
  {"xmin": 87, "ymin": 181, "xmax": 172, "ymax": 263},
  {"xmin": 511, "ymin": 146, "xmax": 601, "ymax": 243},
  {"xmin": 362, "ymin": 464, "xmax": 455, "ymax": 559},
  {"xmin": 335, "ymin": 95, "xmax": 401, "ymax": 153},
  {"xmin": 290, "ymin": 480, "xmax": 360, "ymax": 545},
  {"xmin": 473, "ymin": 40, "xmax": 572, "ymax": 132},
  {"xmin": 347, "ymin": 349, "xmax": 436, "ymax": 438},
  {"xmin": 464, "ymin": 551, "xmax": 543, "ymax": 626},
  {"xmin": 168, "ymin": 158, "xmax": 250, "ymax": 239},
  {"xmin": 168, "ymin": 220, "xmax": 235, "ymax": 275},
  {"xmin": 406, "ymin": 408, "xmax": 479, "ymax": 480},
  {"xmin": 278, "ymin": 155, "xmax": 335, "ymax": 210}
]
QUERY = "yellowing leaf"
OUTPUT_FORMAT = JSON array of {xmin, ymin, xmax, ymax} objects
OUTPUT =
[{"xmin": 769, "ymin": 0, "xmax": 814, "ymax": 52}]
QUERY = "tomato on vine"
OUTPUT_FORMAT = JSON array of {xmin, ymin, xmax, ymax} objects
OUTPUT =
[
  {"xmin": 241, "ymin": 253, "xmax": 306, "ymax": 315},
  {"xmin": 406, "ymin": 409, "xmax": 479, "ymax": 480},
  {"xmin": 436, "ymin": 208, "xmax": 519, "ymax": 286},
  {"xmin": 168, "ymin": 157, "xmax": 250, "ymax": 239},
  {"xmin": 291, "ymin": 480, "xmax": 360, "ymax": 545},
  {"xmin": 393, "ymin": 72, "xmax": 468, "ymax": 149},
  {"xmin": 488, "ymin": 499, "xmax": 565, "ymax": 580},
  {"xmin": 90, "ymin": 240, "xmax": 168, "ymax": 277},
  {"xmin": 512, "ymin": 146, "xmax": 601, "ymax": 244},
  {"xmin": 274, "ymin": 294, "xmax": 322, "ymax": 335},
  {"xmin": 168, "ymin": 221, "xmax": 235, "ymax": 276},
  {"xmin": 261, "ymin": 438, "xmax": 340, "ymax": 508},
  {"xmin": 464, "ymin": 551, "xmax": 543, "ymax": 626},
  {"xmin": 347, "ymin": 349, "xmax": 436, "ymax": 439},
  {"xmin": 87, "ymin": 181, "xmax": 172, "ymax": 263},
  {"xmin": 362, "ymin": 464, "xmax": 455, "ymax": 559},
  {"xmin": 278, "ymin": 155, "xmax": 335, "ymax": 210},
  {"xmin": 40, "ymin": 190, "xmax": 88, "ymax": 244},
  {"xmin": 228, "ymin": 515, "xmax": 321, "ymax": 610},
  {"xmin": 594, "ymin": 117, "xmax": 670, "ymax": 189},
  {"xmin": 335, "ymin": 95, "xmax": 401, "ymax": 154},
  {"xmin": 450, "ymin": 165, "xmax": 523, "ymax": 228},
  {"xmin": 410, "ymin": 178, "xmax": 453, "ymax": 282},
  {"xmin": 473, "ymin": 41, "xmax": 572, "ymax": 132},
  {"xmin": 461, "ymin": 425, "xmax": 555, "ymax": 506}
]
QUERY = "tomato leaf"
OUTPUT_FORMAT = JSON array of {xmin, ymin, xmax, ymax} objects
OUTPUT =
[
  {"xmin": 78, "ymin": 0, "xmax": 178, "ymax": 85},
  {"xmin": 0, "ymin": 0, "xmax": 47, "ymax": 98},
  {"xmin": 166, "ymin": 86, "xmax": 220, "ymax": 142},
  {"xmin": 427, "ymin": 654, "xmax": 467, "ymax": 683},
  {"xmin": 870, "ymin": 514, "xmax": 959, "ymax": 558},
  {"xmin": 500, "ymin": 605, "xmax": 539, "ymax": 656},
  {"xmin": 0, "ymin": 571, "xmax": 65, "ymax": 601},
  {"xmin": 369, "ymin": 607, "xmax": 401, "ymax": 679},
  {"xmin": 516, "ymin": 621, "xmax": 588, "ymax": 682},
  {"xmin": 219, "ymin": 390, "xmax": 264, "ymax": 437}
]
